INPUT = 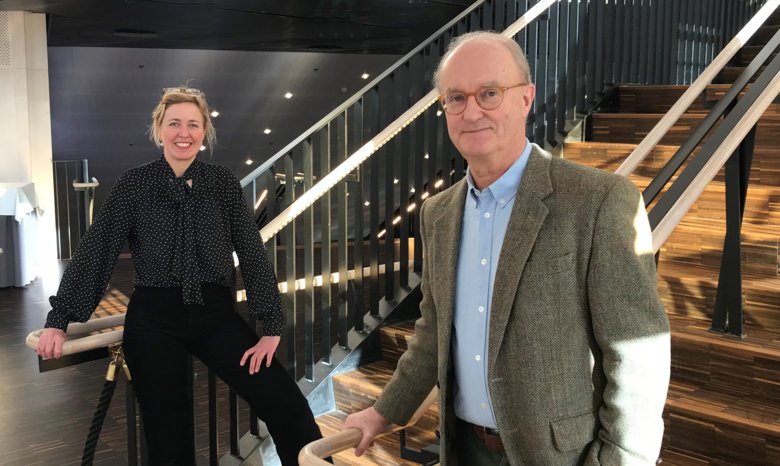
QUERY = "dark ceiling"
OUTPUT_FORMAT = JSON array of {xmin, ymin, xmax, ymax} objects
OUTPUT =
[
  {"xmin": 1, "ymin": 0, "xmax": 471, "ymax": 210},
  {"xmin": 1, "ymin": 0, "xmax": 472, "ymax": 53}
]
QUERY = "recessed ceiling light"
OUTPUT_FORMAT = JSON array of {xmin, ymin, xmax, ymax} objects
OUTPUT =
[
  {"xmin": 393, "ymin": 178, "xmax": 399, "ymax": 184},
  {"xmin": 436, "ymin": 110, "xmax": 443, "ymax": 117},
  {"xmin": 263, "ymin": 128, "xmax": 272, "ymax": 134},
  {"xmin": 210, "ymin": 110, "xmax": 220, "ymax": 118},
  {"xmin": 364, "ymin": 201, "xmax": 370, "ymax": 206},
  {"xmin": 284, "ymin": 92, "xmax": 293, "ymax": 99},
  {"xmin": 245, "ymin": 159, "xmax": 253, "ymax": 165},
  {"xmin": 361, "ymin": 73, "xmax": 370, "ymax": 79},
  {"xmin": 199, "ymin": 145, "xmax": 206, "ymax": 151}
]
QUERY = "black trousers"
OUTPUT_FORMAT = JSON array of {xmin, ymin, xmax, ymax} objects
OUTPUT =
[{"xmin": 123, "ymin": 285, "xmax": 322, "ymax": 466}]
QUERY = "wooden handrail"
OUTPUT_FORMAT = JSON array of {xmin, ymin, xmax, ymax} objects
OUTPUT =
[
  {"xmin": 651, "ymin": 70, "xmax": 780, "ymax": 253},
  {"xmin": 25, "ymin": 314, "xmax": 126, "ymax": 356},
  {"xmin": 298, "ymin": 387, "xmax": 439, "ymax": 466},
  {"xmin": 615, "ymin": 0, "xmax": 780, "ymax": 177}
]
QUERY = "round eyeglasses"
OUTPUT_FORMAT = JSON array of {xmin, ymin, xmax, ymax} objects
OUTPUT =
[{"xmin": 438, "ymin": 83, "xmax": 528, "ymax": 115}]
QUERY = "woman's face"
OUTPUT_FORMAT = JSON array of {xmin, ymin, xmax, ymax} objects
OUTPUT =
[{"xmin": 160, "ymin": 102, "xmax": 205, "ymax": 164}]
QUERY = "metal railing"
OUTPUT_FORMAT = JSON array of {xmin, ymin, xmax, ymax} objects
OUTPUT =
[
  {"xmin": 52, "ymin": 159, "xmax": 92, "ymax": 260},
  {"xmin": 237, "ymin": 0, "xmax": 763, "ymax": 387}
]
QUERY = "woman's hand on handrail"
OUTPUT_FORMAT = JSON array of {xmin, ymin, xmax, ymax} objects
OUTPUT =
[
  {"xmin": 36, "ymin": 328, "xmax": 66, "ymax": 359},
  {"xmin": 26, "ymin": 314, "xmax": 127, "ymax": 358},
  {"xmin": 342, "ymin": 407, "xmax": 390, "ymax": 456}
]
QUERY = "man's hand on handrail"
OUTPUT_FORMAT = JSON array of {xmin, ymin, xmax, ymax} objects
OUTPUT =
[
  {"xmin": 36, "ymin": 328, "xmax": 66, "ymax": 359},
  {"xmin": 342, "ymin": 406, "xmax": 390, "ymax": 456}
]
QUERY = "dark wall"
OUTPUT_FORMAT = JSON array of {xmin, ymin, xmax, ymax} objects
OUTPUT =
[{"xmin": 48, "ymin": 47, "xmax": 400, "ymax": 212}]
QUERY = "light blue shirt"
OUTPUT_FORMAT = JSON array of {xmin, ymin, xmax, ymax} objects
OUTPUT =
[{"xmin": 452, "ymin": 140, "xmax": 532, "ymax": 428}]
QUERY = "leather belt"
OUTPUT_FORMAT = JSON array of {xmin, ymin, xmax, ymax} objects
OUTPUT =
[{"xmin": 464, "ymin": 420, "xmax": 505, "ymax": 454}]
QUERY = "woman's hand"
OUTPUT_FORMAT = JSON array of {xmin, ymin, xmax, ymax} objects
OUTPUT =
[
  {"xmin": 36, "ymin": 328, "xmax": 67, "ymax": 359},
  {"xmin": 240, "ymin": 336, "xmax": 281, "ymax": 374}
]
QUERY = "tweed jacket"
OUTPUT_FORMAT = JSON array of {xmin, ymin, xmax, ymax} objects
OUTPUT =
[{"xmin": 373, "ymin": 144, "xmax": 670, "ymax": 465}]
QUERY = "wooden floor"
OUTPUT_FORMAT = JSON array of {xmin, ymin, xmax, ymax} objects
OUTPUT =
[{"xmin": 0, "ymin": 258, "xmax": 254, "ymax": 466}]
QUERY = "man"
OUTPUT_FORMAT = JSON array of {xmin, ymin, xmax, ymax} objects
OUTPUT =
[{"xmin": 344, "ymin": 31, "xmax": 670, "ymax": 465}]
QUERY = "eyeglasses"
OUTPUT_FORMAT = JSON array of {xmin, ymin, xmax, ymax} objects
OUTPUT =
[
  {"xmin": 162, "ymin": 87, "xmax": 204, "ymax": 97},
  {"xmin": 438, "ymin": 83, "xmax": 528, "ymax": 115}
]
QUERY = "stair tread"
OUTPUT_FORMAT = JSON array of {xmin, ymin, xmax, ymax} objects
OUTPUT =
[
  {"xmin": 334, "ymin": 360, "xmax": 397, "ymax": 392},
  {"xmin": 669, "ymin": 314, "xmax": 780, "ymax": 359},
  {"xmin": 666, "ymin": 379, "xmax": 780, "ymax": 437},
  {"xmin": 657, "ymin": 260, "xmax": 780, "ymax": 287}
]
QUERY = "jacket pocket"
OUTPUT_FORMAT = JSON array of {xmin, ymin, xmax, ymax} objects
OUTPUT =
[{"xmin": 550, "ymin": 409, "xmax": 598, "ymax": 452}]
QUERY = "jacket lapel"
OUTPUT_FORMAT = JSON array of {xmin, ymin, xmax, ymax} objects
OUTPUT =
[
  {"xmin": 488, "ymin": 146, "xmax": 554, "ymax": 375},
  {"xmin": 430, "ymin": 179, "xmax": 467, "ymax": 360}
]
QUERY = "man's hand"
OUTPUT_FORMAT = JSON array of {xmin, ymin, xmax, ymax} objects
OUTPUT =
[
  {"xmin": 36, "ymin": 328, "xmax": 66, "ymax": 359},
  {"xmin": 343, "ymin": 406, "xmax": 390, "ymax": 457},
  {"xmin": 240, "ymin": 336, "xmax": 280, "ymax": 374}
]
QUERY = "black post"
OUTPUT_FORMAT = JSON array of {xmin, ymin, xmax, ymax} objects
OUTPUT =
[
  {"xmin": 125, "ymin": 379, "xmax": 137, "ymax": 465},
  {"xmin": 710, "ymin": 124, "xmax": 756, "ymax": 336},
  {"xmin": 208, "ymin": 369, "xmax": 218, "ymax": 466}
]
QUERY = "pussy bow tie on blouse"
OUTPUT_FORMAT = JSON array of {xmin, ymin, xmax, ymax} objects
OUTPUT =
[{"xmin": 164, "ymin": 168, "xmax": 205, "ymax": 306}]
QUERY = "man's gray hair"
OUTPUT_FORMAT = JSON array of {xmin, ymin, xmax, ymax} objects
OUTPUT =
[{"xmin": 432, "ymin": 31, "xmax": 532, "ymax": 91}]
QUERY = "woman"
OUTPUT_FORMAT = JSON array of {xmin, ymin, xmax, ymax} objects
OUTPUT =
[{"xmin": 36, "ymin": 87, "xmax": 323, "ymax": 465}]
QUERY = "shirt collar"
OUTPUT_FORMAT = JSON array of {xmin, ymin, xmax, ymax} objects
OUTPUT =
[{"xmin": 465, "ymin": 138, "xmax": 532, "ymax": 206}]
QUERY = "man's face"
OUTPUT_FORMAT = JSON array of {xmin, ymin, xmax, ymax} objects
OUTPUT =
[{"xmin": 438, "ymin": 41, "xmax": 535, "ymax": 165}]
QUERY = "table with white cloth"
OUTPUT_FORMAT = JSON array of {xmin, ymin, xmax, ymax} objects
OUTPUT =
[{"xmin": 0, "ymin": 182, "xmax": 39, "ymax": 287}]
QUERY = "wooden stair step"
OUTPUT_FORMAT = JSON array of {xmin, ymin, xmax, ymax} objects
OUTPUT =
[
  {"xmin": 663, "ymin": 378, "xmax": 780, "ymax": 465},
  {"xmin": 615, "ymin": 84, "xmax": 780, "ymax": 115},
  {"xmin": 719, "ymin": 65, "xmax": 767, "ymax": 84},
  {"xmin": 737, "ymin": 45, "xmax": 780, "ymax": 67},
  {"xmin": 669, "ymin": 314, "xmax": 780, "ymax": 403},
  {"xmin": 564, "ymin": 142, "xmax": 780, "ymax": 187},
  {"xmin": 661, "ymin": 218, "xmax": 779, "ymax": 279},
  {"xmin": 316, "ymin": 411, "xmax": 438, "ymax": 466},
  {"xmin": 590, "ymin": 113, "xmax": 780, "ymax": 146},
  {"xmin": 656, "ymin": 261, "xmax": 780, "ymax": 329},
  {"xmin": 379, "ymin": 322, "xmax": 416, "ymax": 367},
  {"xmin": 563, "ymin": 147, "xmax": 780, "ymax": 229},
  {"xmin": 333, "ymin": 360, "xmax": 397, "ymax": 414}
]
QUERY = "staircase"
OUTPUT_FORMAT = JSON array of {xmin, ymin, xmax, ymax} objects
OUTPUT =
[
  {"xmin": 306, "ymin": 7, "xmax": 780, "ymax": 466},
  {"xmin": 565, "ymin": 13, "xmax": 780, "ymax": 464}
]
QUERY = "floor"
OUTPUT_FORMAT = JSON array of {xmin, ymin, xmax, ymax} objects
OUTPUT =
[{"xmin": 0, "ymin": 258, "xmax": 254, "ymax": 466}]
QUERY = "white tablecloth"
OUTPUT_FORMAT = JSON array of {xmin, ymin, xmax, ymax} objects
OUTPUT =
[{"xmin": 0, "ymin": 182, "xmax": 39, "ymax": 287}]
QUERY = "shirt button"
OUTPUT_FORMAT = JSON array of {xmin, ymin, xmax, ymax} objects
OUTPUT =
[
  {"xmin": 475, "ymin": 355, "xmax": 481, "ymax": 361},
  {"xmin": 478, "ymin": 306, "xmax": 485, "ymax": 313},
  {"xmin": 499, "ymin": 198, "xmax": 506, "ymax": 205},
  {"xmin": 484, "ymin": 212, "xmax": 491, "ymax": 219},
  {"xmin": 480, "ymin": 258, "xmax": 487, "ymax": 266},
  {"xmin": 481, "ymin": 402, "xmax": 487, "ymax": 410}
]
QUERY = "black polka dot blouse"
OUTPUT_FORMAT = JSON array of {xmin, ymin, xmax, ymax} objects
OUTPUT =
[{"xmin": 44, "ymin": 156, "xmax": 283, "ymax": 335}]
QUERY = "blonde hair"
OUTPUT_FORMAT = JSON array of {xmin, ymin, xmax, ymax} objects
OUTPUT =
[
  {"xmin": 149, "ymin": 87, "xmax": 216, "ymax": 152},
  {"xmin": 433, "ymin": 31, "xmax": 532, "ymax": 90}
]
